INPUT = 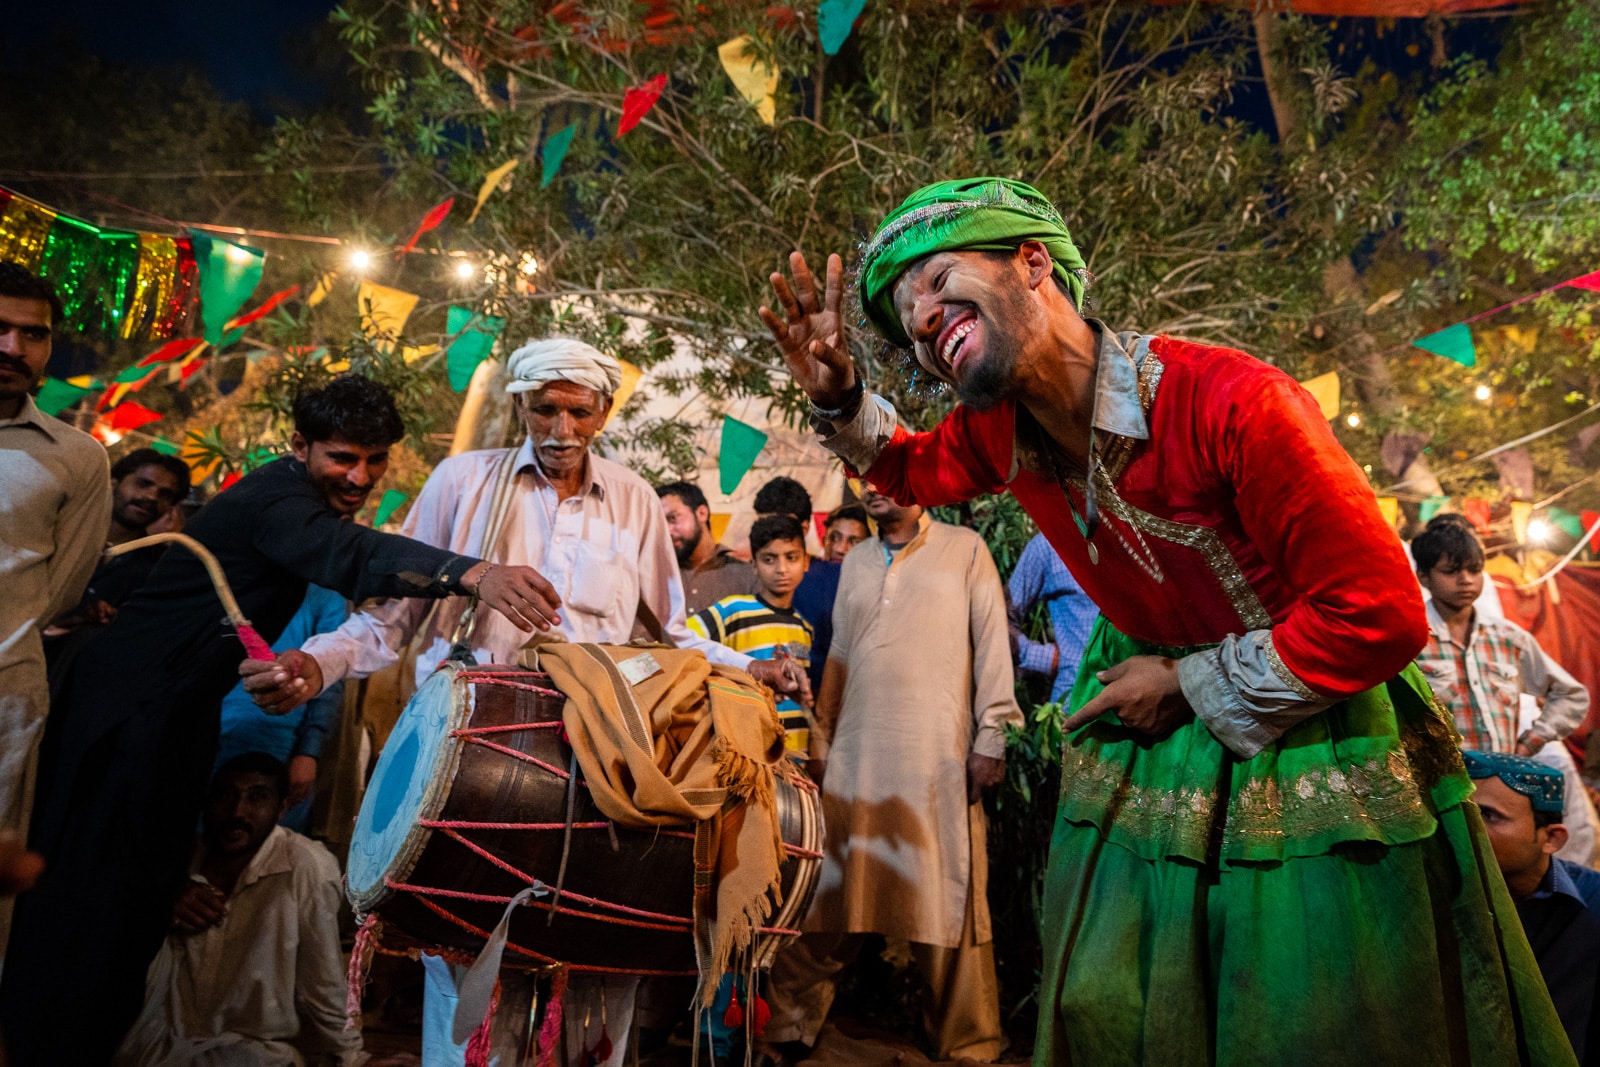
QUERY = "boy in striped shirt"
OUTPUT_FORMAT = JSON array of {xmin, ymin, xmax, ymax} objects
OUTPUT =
[{"xmin": 689, "ymin": 514, "xmax": 815, "ymax": 760}]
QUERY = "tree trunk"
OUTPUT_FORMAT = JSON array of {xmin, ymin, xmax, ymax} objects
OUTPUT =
[{"xmin": 450, "ymin": 356, "xmax": 514, "ymax": 455}]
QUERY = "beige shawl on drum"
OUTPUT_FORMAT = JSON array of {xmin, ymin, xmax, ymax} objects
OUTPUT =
[{"xmin": 525, "ymin": 642, "xmax": 788, "ymax": 1001}]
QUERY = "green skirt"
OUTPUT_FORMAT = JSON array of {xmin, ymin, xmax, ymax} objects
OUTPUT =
[{"xmin": 1033, "ymin": 618, "xmax": 1575, "ymax": 1066}]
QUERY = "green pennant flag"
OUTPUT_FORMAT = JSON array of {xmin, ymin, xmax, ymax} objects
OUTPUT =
[
  {"xmin": 1419, "ymin": 496, "xmax": 1449, "ymax": 523},
  {"xmin": 445, "ymin": 306, "xmax": 506, "ymax": 391},
  {"xmin": 542, "ymin": 123, "xmax": 578, "ymax": 189},
  {"xmin": 1413, "ymin": 323, "xmax": 1476, "ymax": 367},
  {"xmin": 719, "ymin": 415, "xmax": 768, "ymax": 494},
  {"xmin": 819, "ymin": 0, "xmax": 869, "ymax": 55},
  {"xmin": 190, "ymin": 230, "xmax": 265, "ymax": 346},
  {"xmin": 1549, "ymin": 506, "xmax": 1586, "ymax": 539},
  {"xmin": 374, "ymin": 489, "xmax": 408, "ymax": 527},
  {"xmin": 149, "ymin": 435, "xmax": 181, "ymax": 456},
  {"xmin": 34, "ymin": 377, "xmax": 94, "ymax": 416},
  {"xmin": 113, "ymin": 362, "xmax": 156, "ymax": 384}
]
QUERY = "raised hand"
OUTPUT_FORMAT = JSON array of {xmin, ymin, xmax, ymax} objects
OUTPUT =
[{"xmin": 759, "ymin": 251, "xmax": 858, "ymax": 409}]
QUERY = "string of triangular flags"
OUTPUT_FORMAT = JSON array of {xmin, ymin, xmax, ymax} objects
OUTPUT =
[{"xmin": 1409, "ymin": 269, "xmax": 1600, "ymax": 368}]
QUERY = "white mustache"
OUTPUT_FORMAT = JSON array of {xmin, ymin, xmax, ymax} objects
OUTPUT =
[{"xmin": 538, "ymin": 437, "xmax": 583, "ymax": 450}]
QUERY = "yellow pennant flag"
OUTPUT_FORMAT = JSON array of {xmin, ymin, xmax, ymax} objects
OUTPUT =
[
  {"xmin": 709, "ymin": 512, "xmax": 732, "ymax": 544},
  {"xmin": 1511, "ymin": 500, "xmax": 1533, "ymax": 544},
  {"xmin": 604, "ymin": 359, "xmax": 644, "ymax": 429},
  {"xmin": 1376, "ymin": 496, "xmax": 1399, "ymax": 530},
  {"xmin": 1300, "ymin": 371, "xmax": 1341, "ymax": 421},
  {"xmin": 307, "ymin": 271, "xmax": 338, "ymax": 307},
  {"xmin": 468, "ymin": 159, "xmax": 519, "ymax": 224},
  {"xmin": 718, "ymin": 36, "xmax": 778, "ymax": 126},
  {"xmin": 402, "ymin": 343, "xmax": 441, "ymax": 364},
  {"xmin": 357, "ymin": 281, "xmax": 419, "ymax": 352}
]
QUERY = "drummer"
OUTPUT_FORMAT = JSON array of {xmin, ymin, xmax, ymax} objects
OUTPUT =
[{"xmin": 242, "ymin": 336, "xmax": 809, "ymax": 1067}]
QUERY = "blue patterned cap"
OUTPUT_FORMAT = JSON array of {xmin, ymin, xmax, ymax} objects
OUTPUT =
[{"xmin": 1462, "ymin": 749, "xmax": 1565, "ymax": 815}]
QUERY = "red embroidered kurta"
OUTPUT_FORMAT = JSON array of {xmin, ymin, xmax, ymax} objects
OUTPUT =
[{"xmin": 861, "ymin": 336, "xmax": 1428, "ymax": 700}]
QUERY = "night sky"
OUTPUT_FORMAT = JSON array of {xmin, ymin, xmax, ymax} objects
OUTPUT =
[{"xmin": 6, "ymin": 0, "xmax": 342, "ymax": 107}]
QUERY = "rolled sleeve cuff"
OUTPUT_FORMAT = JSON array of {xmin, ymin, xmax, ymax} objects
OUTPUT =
[
  {"xmin": 815, "ymin": 393, "xmax": 898, "ymax": 473},
  {"xmin": 973, "ymin": 724, "xmax": 1009, "ymax": 760},
  {"xmin": 1176, "ymin": 632, "xmax": 1336, "ymax": 760},
  {"xmin": 1018, "ymin": 637, "xmax": 1057, "ymax": 677}
]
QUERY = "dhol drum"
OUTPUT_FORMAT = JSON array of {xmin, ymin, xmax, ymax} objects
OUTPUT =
[{"xmin": 348, "ymin": 661, "xmax": 824, "ymax": 975}]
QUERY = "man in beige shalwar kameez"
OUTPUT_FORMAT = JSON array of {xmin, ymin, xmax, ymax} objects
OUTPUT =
[{"xmin": 760, "ymin": 490, "xmax": 1021, "ymax": 1064}]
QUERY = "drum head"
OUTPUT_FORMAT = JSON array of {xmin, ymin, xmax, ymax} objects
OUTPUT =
[{"xmin": 347, "ymin": 664, "xmax": 470, "ymax": 909}]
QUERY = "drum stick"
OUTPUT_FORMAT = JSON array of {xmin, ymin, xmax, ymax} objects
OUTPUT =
[{"xmin": 106, "ymin": 532, "xmax": 275, "ymax": 660}]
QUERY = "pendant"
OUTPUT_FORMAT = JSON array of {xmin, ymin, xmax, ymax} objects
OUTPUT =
[{"xmin": 1086, "ymin": 540, "xmax": 1099, "ymax": 565}]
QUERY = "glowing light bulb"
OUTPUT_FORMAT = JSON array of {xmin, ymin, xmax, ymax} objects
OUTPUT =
[
  {"xmin": 224, "ymin": 244, "xmax": 254, "ymax": 264},
  {"xmin": 1346, "ymin": 413, "xmax": 1361, "ymax": 428},
  {"xmin": 1475, "ymin": 385, "xmax": 1492, "ymax": 402},
  {"xmin": 455, "ymin": 260, "xmax": 475, "ymax": 280},
  {"xmin": 348, "ymin": 249, "xmax": 372, "ymax": 271},
  {"xmin": 1527, "ymin": 518, "xmax": 1553, "ymax": 545}
]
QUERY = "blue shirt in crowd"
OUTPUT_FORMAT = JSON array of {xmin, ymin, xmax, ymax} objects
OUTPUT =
[
  {"xmin": 1517, "ymin": 855, "xmax": 1600, "ymax": 1062},
  {"xmin": 215, "ymin": 584, "xmax": 349, "ymax": 828},
  {"xmin": 1008, "ymin": 533, "xmax": 1098, "ymax": 702}
]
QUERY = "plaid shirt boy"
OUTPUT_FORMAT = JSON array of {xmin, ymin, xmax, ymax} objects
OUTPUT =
[{"xmin": 1416, "ymin": 600, "xmax": 1589, "ymax": 753}]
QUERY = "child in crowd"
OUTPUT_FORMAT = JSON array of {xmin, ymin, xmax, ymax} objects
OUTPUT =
[
  {"xmin": 688, "ymin": 514, "xmax": 815, "ymax": 761},
  {"xmin": 1412, "ymin": 514, "xmax": 1597, "ymax": 863}
]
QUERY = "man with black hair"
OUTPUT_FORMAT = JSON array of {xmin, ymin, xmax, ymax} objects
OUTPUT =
[
  {"xmin": 1466, "ymin": 750, "xmax": 1600, "ymax": 1062},
  {"xmin": 821, "ymin": 502, "xmax": 869, "ymax": 563},
  {"xmin": 114, "ymin": 753, "xmax": 369, "ymax": 1066},
  {"xmin": 0, "ymin": 260, "xmax": 110, "ymax": 965},
  {"xmin": 2, "ymin": 374, "xmax": 557, "ymax": 1065},
  {"xmin": 658, "ymin": 479, "xmax": 755, "ymax": 614}
]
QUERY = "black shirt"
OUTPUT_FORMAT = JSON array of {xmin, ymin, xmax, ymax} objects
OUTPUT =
[{"xmin": 1518, "ymin": 856, "xmax": 1600, "ymax": 1063}]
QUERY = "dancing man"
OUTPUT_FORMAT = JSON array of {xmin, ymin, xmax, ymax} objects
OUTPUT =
[{"xmin": 758, "ymin": 177, "xmax": 1573, "ymax": 1064}]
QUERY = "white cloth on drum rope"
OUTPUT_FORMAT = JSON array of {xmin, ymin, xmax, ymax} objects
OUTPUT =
[{"xmin": 504, "ymin": 337, "xmax": 622, "ymax": 396}]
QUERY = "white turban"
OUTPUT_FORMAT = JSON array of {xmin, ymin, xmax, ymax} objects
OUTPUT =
[{"xmin": 504, "ymin": 337, "xmax": 622, "ymax": 397}]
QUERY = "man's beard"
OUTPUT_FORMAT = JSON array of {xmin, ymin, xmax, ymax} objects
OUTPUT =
[
  {"xmin": 954, "ymin": 291, "xmax": 1029, "ymax": 411},
  {"xmin": 674, "ymin": 525, "xmax": 702, "ymax": 565}
]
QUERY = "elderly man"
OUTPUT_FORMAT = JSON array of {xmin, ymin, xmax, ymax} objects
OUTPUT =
[
  {"xmin": 761, "ymin": 488, "xmax": 1019, "ymax": 1064},
  {"xmin": 758, "ymin": 178, "xmax": 1571, "ymax": 1064},
  {"xmin": 245, "ymin": 337, "xmax": 805, "ymax": 1067},
  {"xmin": 0, "ymin": 262, "xmax": 110, "ymax": 962}
]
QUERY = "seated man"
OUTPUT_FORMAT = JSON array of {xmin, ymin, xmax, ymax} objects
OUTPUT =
[
  {"xmin": 1466, "ymin": 750, "xmax": 1600, "ymax": 1063},
  {"xmin": 115, "ymin": 753, "xmax": 366, "ymax": 1067}
]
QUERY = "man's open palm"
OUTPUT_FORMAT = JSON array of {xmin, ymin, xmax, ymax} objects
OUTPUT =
[{"xmin": 760, "ymin": 251, "xmax": 857, "ymax": 409}]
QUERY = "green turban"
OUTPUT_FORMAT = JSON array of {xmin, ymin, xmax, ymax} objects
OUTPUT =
[{"xmin": 857, "ymin": 177, "xmax": 1087, "ymax": 348}]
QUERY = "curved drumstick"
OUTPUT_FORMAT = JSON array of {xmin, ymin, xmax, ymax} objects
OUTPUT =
[{"xmin": 105, "ymin": 532, "xmax": 275, "ymax": 660}]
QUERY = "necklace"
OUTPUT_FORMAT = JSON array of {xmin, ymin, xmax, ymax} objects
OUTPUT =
[{"xmin": 1043, "ymin": 435, "xmax": 1165, "ymax": 584}]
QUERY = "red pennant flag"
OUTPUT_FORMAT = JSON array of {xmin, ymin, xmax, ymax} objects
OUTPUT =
[
  {"xmin": 97, "ymin": 367, "xmax": 162, "ymax": 410},
  {"xmin": 179, "ymin": 356, "xmax": 209, "ymax": 386},
  {"xmin": 396, "ymin": 197, "xmax": 455, "ymax": 258},
  {"xmin": 225, "ymin": 285, "xmax": 299, "ymax": 330},
  {"xmin": 618, "ymin": 74, "xmax": 667, "ymax": 136},
  {"xmin": 107, "ymin": 401, "xmax": 163, "ymax": 433},
  {"xmin": 219, "ymin": 471, "xmax": 243, "ymax": 491},
  {"xmin": 1463, "ymin": 497, "xmax": 1492, "ymax": 534},
  {"xmin": 136, "ymin": 337, "xmax": 206, "ymax": 368},
  {"xmin": 1584, "ymin": 510, "xmax": 1600, "ymax": 552},
  {"xmin": 1568, "ymin": 271, "xmax": 1600, "ymax": 292}
]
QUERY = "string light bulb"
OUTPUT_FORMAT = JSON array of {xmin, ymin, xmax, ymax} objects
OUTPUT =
[
  {"xmin": 224, "ymin": 244, "xmax": 254, "ymax": 264},
  {"xmin": 1475, "ymin": 385, "xmax": 1493, "ymax": 402},
  {"xmin": 348, "ymin": 249, "xmax": 372, "ymax": 271},
  {"xmin": 1527, "ymin": 518, "xmax": 1553, "ymax": 545},
  {"xmin": 1346, "ymin": 413, "xmax": 1361, "ymax": 428},
  {"xmin": 455, "ymin": 261, "xmax": 475, "ymax": 280}
]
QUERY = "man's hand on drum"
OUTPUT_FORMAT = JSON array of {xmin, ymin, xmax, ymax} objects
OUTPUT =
[
  {"xmin": 466, "ymin": 561, "xmax": 562, "ymax": 632},
  {"xmin": 239, "ymin": 649, "xmax": 325, "ymax": 714},
  {"xmin": 1062, "ymin": 655, "xmax": 1195, "ymax": 740},
  {"xmin": 171, "ymin": 881, "xmax": 227, "ymax": 935},
  {"xmin": 748, "ymin": 658, "xmax": 811, "ymax": 707},
  {"xmin": 759, "ymin": 251, "xmax": 859, "ymax": 410}
]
